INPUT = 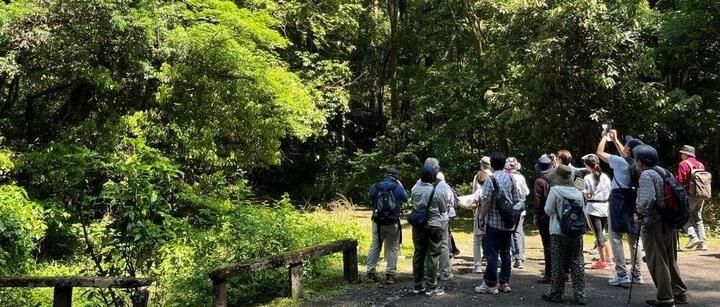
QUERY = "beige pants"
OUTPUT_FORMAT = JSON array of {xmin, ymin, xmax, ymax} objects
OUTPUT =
[{"xmin": 642, "ymin": 221, "xmax": 687, "ymax": 301}]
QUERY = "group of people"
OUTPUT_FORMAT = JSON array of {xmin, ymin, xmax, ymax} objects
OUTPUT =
[{"xmin": 365, "ymin": 129, "xmax": 712, "ymax": 307}]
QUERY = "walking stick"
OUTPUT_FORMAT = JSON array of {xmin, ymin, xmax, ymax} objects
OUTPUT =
[{"xmin": 627, "ymin": 225, "xmax": 642, "ymax": 305}]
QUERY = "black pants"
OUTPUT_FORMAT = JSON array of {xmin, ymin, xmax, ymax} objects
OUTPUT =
[
  {"xmin": 589, "ymin": 215, "xmax": 608, "ymax": 247},
  {"xmin": 538, "ymin": 217, "xmax": 552, "ymax": 276}
]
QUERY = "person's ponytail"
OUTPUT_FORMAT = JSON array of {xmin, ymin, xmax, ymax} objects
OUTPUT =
[{"xmin": 593, "ymin": 164, "xmax": 602, "ymax": 186}]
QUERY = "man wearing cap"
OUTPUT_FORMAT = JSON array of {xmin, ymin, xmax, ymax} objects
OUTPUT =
[
  {"xmin": 474, "ymin": 152, "xmax": 521, "ymax": 294},
  {"xmin": 597, "ymin": 129, "xmax": 645, "ymax": 286},
  {"xmin": 410, "ymin": 165, "xmax": 451, "ymax": 296},
  {"xmin": 534, "ymin": 154, "xmax": 555, "ymax": 283},
  {"xmin": 677, "ymin": 145, "xmax": 709, "ymax": 251},
  {"xmin": 367, "ymin": 168, "xmax": 408, "ymax": 284},
  {"xmin": 633, "ymin": 145, "xmax": 688, "ymax": 306},
  {"xmin": 542, "ymin": 165, "xmax": 587, "ymax": 305}
]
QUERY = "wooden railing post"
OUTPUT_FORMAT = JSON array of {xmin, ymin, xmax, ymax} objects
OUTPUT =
[
  {"xmin": 131, "ymin": 288, "xmax": 149, "ymax": 307},
  {"xmin": 53, "ymin": 286, "xmax": 72, "ymax": 307},
  {"xmin": 289, "ymin": 262, "xmax": 303, "ymax": 299},
  {"xmin": 343, "ymin": 243, "xmax": 358, "ymax": 283},
  {"xmin": 212, "ymin": 279, "xmax": 227, "ymax": 307}
]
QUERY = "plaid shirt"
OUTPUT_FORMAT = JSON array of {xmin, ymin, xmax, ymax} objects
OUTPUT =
[
  {"xmin": 482, "ymin": 171, "xmax": 521, "ymax": 231},
  {"xmin": 636, "ymin": 168, "xmax": 664, "ymax": 225}
]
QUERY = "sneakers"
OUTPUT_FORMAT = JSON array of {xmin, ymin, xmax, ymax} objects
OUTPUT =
[
  {"xmin": 513, "ymin": 259, "xmax": 524, "ymax": 269},
  {"xmin": 645, "ymin": 299, "xmax": 676, "ymax": 306},
  {"xmin": 473, "ymin": 263, "xmax": 484, "ymax": 274},
  {"xmin": 412, "ymin": 284, "xmax": 426, "ymax": 295},
  {"xmin": 425, "ymin": 287, "xmax": 445, "ymax": 297},
  {"xmin": 591, "ymin": 260, "xmax": 608, "ymax": 270},
  {"xmin": 384, "ymin": 274, "xmax": 395, "ymax": 284},
  {"xmin": 474, "ymin": 282, "xmax": 499, "ymax": 294},
  {"xmin": 608, "ymin": 274, "xmax": 631, "ymax": 286},
  {"xmin": 440, "ymin": 273, "xmax": 455, "ymax": 281},
  {"xmin": 498, "ymin": 283, "xmax": 512, "ymax": 293},
  {"xmin": 537, "ymin": 275, "xmax": 551, "ymax": 284},
  {"xmin": 685, "ymin": 239, "xmax": 701, "ymax": 250},
  {"xmin": 699, "ymin": 242, "xmax": 709, "ymax": 251},
  {"xmin": 632, "ymin": 275, "xmax": 645, "ymax": 284},
  {"xmin": 367, "ymin": 272, "xmax": 377, "ymax": 282}
]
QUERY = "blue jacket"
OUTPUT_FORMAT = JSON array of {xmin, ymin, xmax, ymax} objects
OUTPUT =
[{"xmin": 368, "ymin": 178, "xmax": 408, "ymax": 211}]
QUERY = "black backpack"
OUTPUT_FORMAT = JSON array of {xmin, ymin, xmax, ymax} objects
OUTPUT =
[
  {"xmin": 490, "ymin": 176, "xmax": 520, "ymax": 229},
  {"xmin": 556, "ymin": 197, "xmax": 586, "ymax": 237},
  {"xmin": 651, "ymin": 167, "xmax": 690, "ymax": 229},
  {"xmin": 372, "ymin": 182, "xmax": 400, "ymax": 225}
]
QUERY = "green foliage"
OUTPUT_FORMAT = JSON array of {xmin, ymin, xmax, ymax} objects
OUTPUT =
[
  {"xmin": 153, "ymin": 199, "xmax": 362, "ymax": 306},
  {"xmin": 0, "ymin": 184, "xmax": 46, "ymax": 274}
]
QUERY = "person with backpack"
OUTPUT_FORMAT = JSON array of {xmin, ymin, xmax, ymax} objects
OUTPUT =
[
  {"xmin": 633, "ymin": 145, "xmax": 689, "ymax": 306},
  {"xmin": 677, "ymin": 145, "xmax": 712, "ymax": 251},
  {"xmin": 581, "ymin": 154, "xmax": 613, "ymax": 270},
  {"xmin": 541, "ymin": 164, "xmax": 587, "ymax": 305},
  {"xmin": 505, "ymin": 157, "xmax": 530, "ymax": 270},
  {"xmin": 366, "ymin": 168, "xmax": 408, "ymax": 284},
  {"xmin": 596, "ymin": 129, "xmax": 645, "ymax": 286},
  {"xmin": 409, "ymin": 165, "xmax": 451, "ymax": 296},
  {"xmin": 474, "ymin": 152, "xmax": 520, "ymax": 294},
  {"xmin": 534, "ymin": 154, "xmax": 556, "ymax": 284},
  {"xmin": 422, "ymin": 158, "xmax": 456, "ymax": 281}
]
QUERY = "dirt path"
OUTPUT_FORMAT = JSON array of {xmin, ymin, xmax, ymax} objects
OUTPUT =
[{"xmin": 306, "ymin": 210, "xmax": 720, "ymax": 307}]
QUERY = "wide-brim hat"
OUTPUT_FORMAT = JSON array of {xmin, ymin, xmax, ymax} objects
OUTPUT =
[
  {"xmin": 679, "ymin": 145, "xmax": 696, "ymax": 157},
  {"xmin": 549, "ymin": 164, "xmax": 574, "ymax": 186},
  {"xmin": 535, "ymin": 155, "xmax": 554, "ymax": 174}
]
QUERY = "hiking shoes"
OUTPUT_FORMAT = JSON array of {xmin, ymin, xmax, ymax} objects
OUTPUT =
[
  {"xmin": 474, "ymin": 282, "xmax": 499, "ymax": 294},
  {"xmin": 608, "ymin": 274, "xmax": 631, "ymax": 286},
  {"xmin": 384, "ymin": 275, "xmax": 396, "ymax": 284},
  {"xmin": 425, "ymin": 287, "xmax": 445, "ymax": 297},
  {"xmin": 685, "ymin": 239, "xmax": 701, "ymax": 250},
  {"xmin": 699, "ymin": 242, "xmax": 709, "ymax": 251},
  {"xmin": 412, "ymin": 284, "xmax": 426, "ymax": 295},
  {"xmin": 366, "ymin": 272, "xmax": 377, "ymax": 282},
  {"xmin": 513, "ymin": 259, "xmax": 524, "ymax": 269},
  {"xmin": 440, "ymin": 273, "xmax": 455, "ymax": 281},
  {"xmin": 645, "ymin": 299, "xmax": 676, "ymax": 307},
  {"xmin": 674, "ymin": 295, "xmax": 689, "ymax": 305},
  {"xmin": 473, "ymin": 263, "xmax": 484, "ymax": 274},
  {"xmin": 498, "ymin": 283, "xmax": 512, "ymax": 293}
]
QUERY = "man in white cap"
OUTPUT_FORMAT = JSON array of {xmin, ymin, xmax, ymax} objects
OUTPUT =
[{"xmin": 677, "ymin": 145, "xmax": 710, "ymax": 251}]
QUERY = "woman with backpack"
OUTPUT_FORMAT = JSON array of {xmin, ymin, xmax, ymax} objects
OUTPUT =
[
  {"xmin": 542, "ymin": 165, "xmax": 587, "ymax": 305},
  {"xmin": 505, "ymin": 157, "xmax": 530, "ymax": 270},
  {"xmin": 581, "ymin": 154, "xmax": 613, "ymax": 269}
]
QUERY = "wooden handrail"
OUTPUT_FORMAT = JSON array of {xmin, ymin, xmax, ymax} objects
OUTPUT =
[
  {"xmin": 208, "ymin": 239, "xmax": 358, "ymax": 307},
  {"xmin": 0, "ymin": 276, "xmax": 153, "ymax": 307}
]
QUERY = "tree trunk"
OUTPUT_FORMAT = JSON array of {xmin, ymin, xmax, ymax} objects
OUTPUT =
[
  {"xmin": 387, "ymin": 0, "xmax": 400, "ymax": 120},
  {"xmin": 460, "ymin": 0, "xmax": 486, "ymax": 60}
]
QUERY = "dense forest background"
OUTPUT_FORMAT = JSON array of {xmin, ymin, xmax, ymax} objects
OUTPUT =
[{"xmin": 1, "ymin": 0, "xmax": 719, "ymax": 305}]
